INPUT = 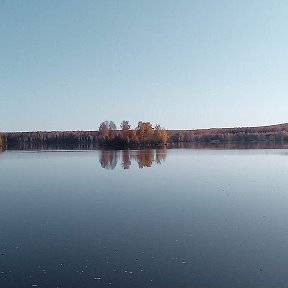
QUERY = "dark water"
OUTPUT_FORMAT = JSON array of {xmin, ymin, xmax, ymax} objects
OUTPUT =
[{"xmin": 1, "ymin": 148, "xmax": 288, "ymax": 288}]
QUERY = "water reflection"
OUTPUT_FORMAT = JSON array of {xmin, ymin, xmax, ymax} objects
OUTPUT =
[
  {"xmin": 99, "ymin": 150, "xmax": 118, "ymax": 170},
  {"xmin": 6, "ymin": 141, "xmax": 288, "ymax": 151},
  {"xmin": 173, "ymin": 142, "xmax": 288, "ymax": 149},
  {"xmin": 99, "ymin": 149, "xmax": 167, "ymax": 170},
  {"xmin": 6, "ymin": 142, "xmax": 99, "ymax": 151}
]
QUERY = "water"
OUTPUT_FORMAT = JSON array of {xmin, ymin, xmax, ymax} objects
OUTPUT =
[{"xmin": 1, "ymin": 148, "xmax": 288, "ymax": 287}]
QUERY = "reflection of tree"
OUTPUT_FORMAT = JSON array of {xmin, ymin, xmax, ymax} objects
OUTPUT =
[
  {"xmin": 99, "ymin": 149, "xmax": 168, "ymax": 170},
  {"xmin": 155, "ymin": 148, "xmax": 167, "ymax": 164},
  {"xmin": 121, "ymin": 150, "xmax": 131, "ymax": 169},
  {"xmin": 99, "ymin": 150, "xmax": 118, "ymax": 170},
  {"xmin": 135, "ymin": 150, "xmax": 154, "ymax": 169}
]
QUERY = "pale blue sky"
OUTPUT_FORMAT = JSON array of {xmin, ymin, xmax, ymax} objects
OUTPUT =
[{"xmin": 1, "ymin": 0, "xmax": 287, "ymax": 131}]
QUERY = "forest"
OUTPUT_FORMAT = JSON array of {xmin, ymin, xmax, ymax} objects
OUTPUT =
[
  {"xmin": 169, "ymin": 123, "xmax": 288, "ymax": 143},
  {"xmin": 1, "ymin": 120, "xmax": 168, "ymax": 148},
  {"xmin": 1, "ymin": 122, "xmax": 288, "ymax": 149}
]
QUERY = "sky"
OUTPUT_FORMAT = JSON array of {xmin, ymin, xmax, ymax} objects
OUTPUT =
[{"xmin": 1, "ymin": 0, "xmax": 288, "ymax": 132}]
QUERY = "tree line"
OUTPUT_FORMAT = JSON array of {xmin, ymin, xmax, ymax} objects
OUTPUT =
[
  {"xmin": 2, "ymin": 122, "xmax": 288, "ymax": 149},
  {"xmin": 0, "ymin": 120, "xmax": 168, "ymax": 148},
  {"xmin": 170, "ymin": 123, "xmax": 288, "ymax": 144},
  {"xmin": 3, "ymin": 131, "xmax": 99, "ymax": 149}
]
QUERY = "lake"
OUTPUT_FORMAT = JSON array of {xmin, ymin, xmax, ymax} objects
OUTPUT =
[{"xmin": 1, "ymin": 148, "xmax": 288, "ymax": 287}]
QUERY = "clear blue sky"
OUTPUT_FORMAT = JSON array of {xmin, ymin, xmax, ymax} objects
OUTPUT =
[{"xmin": 1, "ymin": 0, "xmax": 287, "ymax": 132}]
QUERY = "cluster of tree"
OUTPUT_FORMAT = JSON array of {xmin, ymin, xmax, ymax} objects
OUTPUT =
[
  {"xmin": 98, "ymin": 120, "xmax": 168, "ymax": 146},
  {"xmin": 99, "ymin": 148, "xmax": 167, "ymax": 170},
  {"xmin": 169, "ymin": 123, "xmax": 288, "ymax": 144}
]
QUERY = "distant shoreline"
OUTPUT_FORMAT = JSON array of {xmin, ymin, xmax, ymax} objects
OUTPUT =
[{"xmin": 1, "ymin": 123, "xmax": 288, "ymax": 149}]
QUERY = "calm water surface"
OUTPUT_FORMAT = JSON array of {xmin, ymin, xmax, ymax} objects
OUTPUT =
[{"xmin": 1, "ymin": 148, "xmax": 288, "ymax": 288}]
